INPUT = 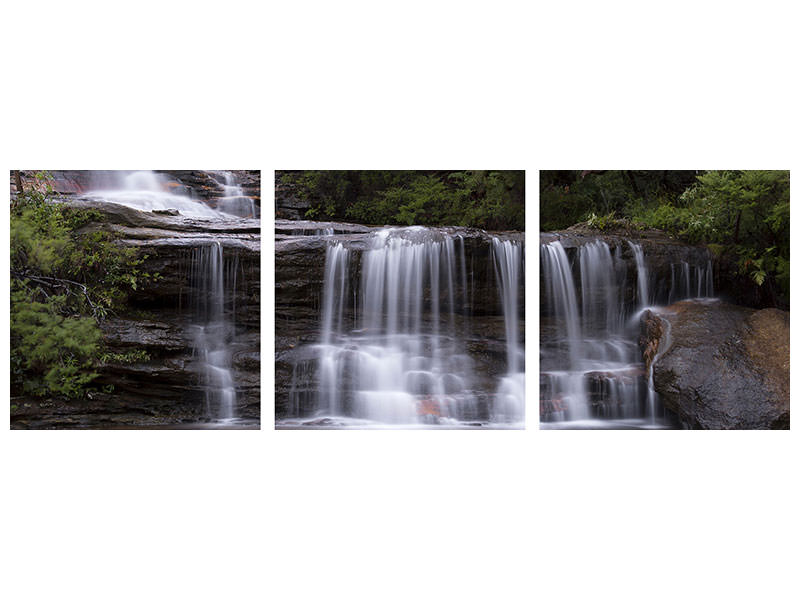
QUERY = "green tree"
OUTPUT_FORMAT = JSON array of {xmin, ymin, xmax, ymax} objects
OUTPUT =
[
  {"xmin": 10, "ymin": 172, "xmax": 151, "ymax": 399},
  {"xmin": 540, "ymin": 169, "xmax": 790, "ymax": 306},
  {"xmin": 279, "ymin": 170, "xmax": 525, "ymax": 230}
]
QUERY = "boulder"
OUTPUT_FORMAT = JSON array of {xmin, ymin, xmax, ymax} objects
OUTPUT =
[{"xmin": 642, "ymin": 300, "xmax": 789, "ymax": 429}]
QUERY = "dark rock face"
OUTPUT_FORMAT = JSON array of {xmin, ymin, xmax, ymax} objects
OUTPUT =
[
  {"xmin": 275, "ymin": 181, "xmax": 311, "ymax": 220},
  {"xmin": 642, "ymin": 300, "xmax": 789, "ymax": 429},
  {"xmin": 712, "ymin": 252, "xmax": 786, "ymax": 310},
  {"xmin": 275, "ymin": 221, "xmax": 524, "ymax": 420}
]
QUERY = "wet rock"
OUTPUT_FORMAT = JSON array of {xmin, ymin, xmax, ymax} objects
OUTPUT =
[
  {"xmin": 643, "ymin": 299, "xmax": 789, "ymax": 429},
  {"xmin": 639, "ymin": 310, "xmax": 664, "ymax": 371},
  {"xmin": 69, "ymin": 199, "xmax": 260, "ymax": 235},
  {"xmin": 101, "ymin": 317, "xmax": 189, "ymax": 352},
  {"xmin": 275, "ymin": 219, "xmax": 375, "ymax": 236},
  {"xmin": 234, "ymin": 351, "xmax": 260, "ymax": 372}
]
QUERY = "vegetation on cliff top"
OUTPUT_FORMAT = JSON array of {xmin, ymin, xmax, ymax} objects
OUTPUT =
[
  {"xmin": 279, "ymin": 170, "xmax": 525, "ymax": 231},
  {"xmin": 10, "ymin": 172, "xmax": 152, "ymax": 399},
  {"xmin": 541, "ymin": 170, "xmax": 790, "ymax": 307}
]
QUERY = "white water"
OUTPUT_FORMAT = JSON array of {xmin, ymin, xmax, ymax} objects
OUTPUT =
[
  {"xmin": 191, "ymin": 242, "xmax": 238, "ymax": 421},
  {"xmin": 629, "ymin": 241, "xmax": 650, "ymax": 308},
  {"xmin": 206, "ymin": 170, "xmax": 259, "ymax": 218},
  {"xmin": 667, "ymin": 260, "xmax": 714, "ymax": 303},
  {"xmin": 83, "ymin": 170, "xmax": 221, "ymax": 218},
  {"xmin": 82, "ymin": 170, "xmax": 257, "ymax": 219},
  {"xmin": 492, "ymin": 238, "xmax": 525, "ymax": 424},
  {"xmin": 540, "ymin": 237, "xmax": 714, "ymax": 429},
  {"xmin": 289, "ymin": 226, "xmax": 524, "ymax": 427}
]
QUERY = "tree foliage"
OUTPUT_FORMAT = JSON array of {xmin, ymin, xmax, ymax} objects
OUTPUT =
[
  {"xmin": 279, "ymin": 170, "xmax": 525, "ymax": 230},
  {"xmin": 540, "ymin": 170, "xmax": 790, "ymax": 306},
  {"xmin": 10, "ymin": 172, "xmax": 153, "ymax": 399}
]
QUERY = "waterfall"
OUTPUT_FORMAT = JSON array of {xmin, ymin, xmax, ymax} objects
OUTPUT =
[
  {"xmin": 191, "ymin": 242, "xmax": 238, "ymax": 421},
  {"xmin": 82, "ymin": 170, "xmax": 221, "ymax": 218},
  {"xmin": 65, "ymin": 170, "xmax": 259, "ymax": 427},
  {"xmin": 81, "ymin": 170, "xmax": 259, "ymax": 219},
  {"xmin": 351, "ymin": 228, "xmax": 472, "ymax": 424},
  {"xmin": 628, "ymin": 241, "xmax": 649, "ymax": 308},
  {"xmin": 540, "ymin": 241, "xmax": 581, "ymax": 365},
  {"xmin": 669, "ymin": 260, "xmax": 714, "ymax": 303},
  {"xmin": 207, "ymin": 170, "xmax": 258, "ymax": 218},
  {"xmin": 492, "ymin": 238, "xmax": 524, "ymax": 424},
  {"xmin": 540, "ymin": 241, "xmax": 588, "ymax": 420},
  {"xmin": 285, "ymin": 225, "xmax": 525, "ymax": 428},
  {"xmin": 540, "ymin": 236, "xmax": 715, "ymax": 428},
  {"xmin": 119, "ymin": 170, "xmax": 166, "ymax": 192},
  {"xmin": 318, "ymin": 242, "xmax": 351, "ymax": 415},
  {"xmin": 580, "ymin": 240, "xmax": 620, "ymax": 334}
]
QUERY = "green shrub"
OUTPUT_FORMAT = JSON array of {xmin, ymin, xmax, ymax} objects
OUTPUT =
[
  {"xmin": 280, "ymin": 170, "xmax": 524, "ymax": 230},
  {"xmin": 10, "ymin": 290, "xmax": 101, "ymax": 398},
  {"xmin": 543, "ymin": 170, "xmax": 789, "ymax": 304},
  {"xmin": 10, "ymin": 173, "xmax": 152, "ymax": 399}
]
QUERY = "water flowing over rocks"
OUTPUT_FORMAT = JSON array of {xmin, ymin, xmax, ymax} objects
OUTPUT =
[
  {"xmin": 541, "ymin": 230, "xmax": 714, "ymax": 306},
  {"xmin": 13, "ymin": 170, "xmax": 260, "ymax": 216},
  {"xmin": 10, "ymin": 171, "xmax": 260, "ymax": 429},
  {"xmin": 276, "ymin": 220, "xmax": 524, "ymax": 428},
  {"xmin": 540, "ymin": 230, "xmax": 714, "ymax": 429},
  {"xmin": 641, "ymin": 300, "xmax": 789, "ymax": 429}
]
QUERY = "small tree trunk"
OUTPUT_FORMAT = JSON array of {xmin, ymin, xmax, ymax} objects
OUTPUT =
[
  {"xmin": 13, "ymin": 170, "xmax": 23, "ymax": 196},
  {"xmin": 733, "ymin": 210, "xmax": 742, "ymax": 244}
]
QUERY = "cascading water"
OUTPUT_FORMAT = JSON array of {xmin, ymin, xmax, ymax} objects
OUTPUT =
[
  {"xmin": 282, "ymin": 225, "xmax": 525, "ymax": 428},
  {"xmin": 540, "ymin": 235, "xmax": 714, "ymax": 429},
  {"xmin": 667, "ymin": 260, "xmax": 714, "ymax": 303},
  {"xmin": 190, "ymin": 242, "xmax": 239, "ymax": 422},
  {"xmin": 83, "ymin": 170, "xmax": 222, "ymax": 218},
  {"xmin": 629, "ymin": 241, "xmax": 649, "ymax": 308},
  {"xmin": 492, "ymin": 238, "xmax": 525, "ymax": 423},
  {"xmin": 206, "ymin": 170, "xmax": 259, "ymax": 218},
  {"xmin": 82, "ymin": 170, "xmax": 259, "ymax": 220},
  {"xmin": 80, "ymin": 171, "xmax": 256, "ymax": 424}
]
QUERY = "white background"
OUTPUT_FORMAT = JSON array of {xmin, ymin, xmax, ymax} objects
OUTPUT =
[{"xmin": 1, "ymin": 1, "xmax": 798, "ymax": 599}]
